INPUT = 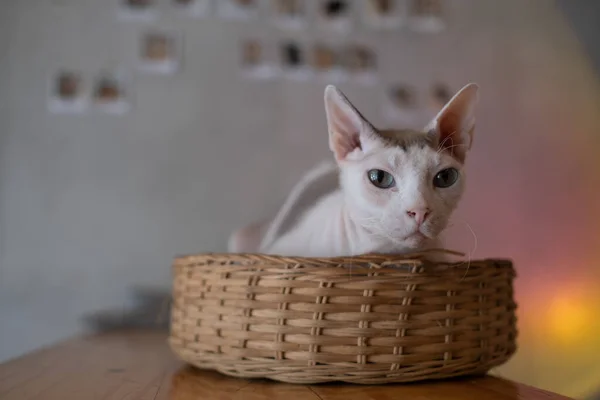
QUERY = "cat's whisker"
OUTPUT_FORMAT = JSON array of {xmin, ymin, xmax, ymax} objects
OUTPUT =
[
  {"xmin": 436, "ymin": 131, "xmax": 456, "ymax": 152},
  {"xmin": 440, "ymin": 143, "xmax": 470, "ymax": 152},
  {"xmin": 355, "ymin": 217, "xmax": 381, "ymax": 231},
  {"xmin": 447, "ymin": 217, "xmax": 478, "ymax": 281},
  {"xmin": 437, "ymin": 142, "xmax": 469, "ymax": 156}
]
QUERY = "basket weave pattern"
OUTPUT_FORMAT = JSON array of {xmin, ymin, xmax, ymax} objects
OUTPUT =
[{"xmin": 169, "ymin": 252, "xmax": 517, "ymax": 384}]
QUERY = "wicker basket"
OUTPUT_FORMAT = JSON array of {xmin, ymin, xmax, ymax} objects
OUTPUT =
[{"xmin": 169, "ymin": 251, "xmax": 517, "ymax": 384}]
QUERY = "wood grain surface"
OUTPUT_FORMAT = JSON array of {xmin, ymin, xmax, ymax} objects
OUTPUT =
[{"xmin": 0, "ymin": 330, "xmax": 572, "ymax": 400}]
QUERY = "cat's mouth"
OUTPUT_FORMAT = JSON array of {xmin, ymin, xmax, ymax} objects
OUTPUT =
[
  {"xmin": 404, "ymin": 230, "xmax": 432, "ymax": 242},
  {"xmin": 413, "ymin": 232, "xmax": 428, "ymax": 240}
]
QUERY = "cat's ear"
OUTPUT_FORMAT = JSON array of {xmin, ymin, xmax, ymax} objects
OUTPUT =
[
  {"xmin": 324, "ymin": 85, "xmax": 375, "ymax": 162},
  {"xmin": 425, "ymin": 83, "xmax": 479, "ymax": 163}
]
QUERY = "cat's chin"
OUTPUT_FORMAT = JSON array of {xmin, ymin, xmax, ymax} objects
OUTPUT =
[
  {"xmin": 399, "ymin": 230, "xmax": 442, "ymax": 251},
  {"xmin": 403, "ymin": 237, "xmax": 427, "ymax": 249}
]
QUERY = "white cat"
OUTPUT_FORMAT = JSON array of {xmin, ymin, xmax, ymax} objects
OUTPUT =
[{"xmin": 229, "ymin": 83, "xmax": 479, "ymax": 257}]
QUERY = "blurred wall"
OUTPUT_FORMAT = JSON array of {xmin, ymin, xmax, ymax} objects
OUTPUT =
[
  {"xmin": 557, "ymin": 0, "xmax": 600, "ymax": 73},
  {"xmin": 1, "ymin": 0, "xmax": 600, "ymax": 398}
]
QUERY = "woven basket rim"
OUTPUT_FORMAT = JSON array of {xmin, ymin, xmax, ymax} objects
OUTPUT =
[{"xmin": 172, "ymin": 249, "xmax": 513, "ymax": 266}]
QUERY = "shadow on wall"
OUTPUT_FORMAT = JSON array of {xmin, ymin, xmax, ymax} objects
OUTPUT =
[
  {"xmin": 556, "ymin": 0, "xmax": 600, "ymax": 74},
  {"xmin": 82, "ymin": 287, "xmax": 171, "ymax": 332}
]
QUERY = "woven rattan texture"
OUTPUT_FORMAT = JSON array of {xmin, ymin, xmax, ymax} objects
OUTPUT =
[{"xmin": 169, "ymin": 252, "xmax": 517, "ymax": 384}]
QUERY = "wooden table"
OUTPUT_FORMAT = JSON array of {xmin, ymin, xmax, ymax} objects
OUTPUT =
[{"xmin": 0, "ymin": 330, "xmax": 571, "ymax": 400}]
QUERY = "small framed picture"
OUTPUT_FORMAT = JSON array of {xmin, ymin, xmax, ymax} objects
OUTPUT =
[
  {"xmin": 279, "ymin": 41, "xmax": 313, "ymax": 81},
  {"xmin": 218, "ymin": 0, "xmax": 259, "ymax": 20},
  {"xmin": 317, "ymin": 0, "xmax": 353, "ymax": 33},
  {"xmin": 171, "ymin": 0, "xmax": 211, "ymax": 17},
  {"xmin": 382, "ymin": 84, "xmax": 421, "ymax": 125},
  {"xmin": 345, "ymin": 44, "xmax": 378, "ymax": 84},
  {"xmin": 428, "ymin": 82, "xmax": 451, "ymax": 111},
  {"xmin": 362, "ymin": 0, "xmax": 403, "ymax": 30},
  {"xmin": 47, "ymin": 70, "xmax": 88, "ymax": 114},
  {"xmin": 138, "ymin": 30, "xmax": 182, "ymax": 74},
  {"xmin": 312, "ymin": 44, "xmax": 346, "ymax": 82},
  {"xmin": 117, "ymin": 0, "xmax": 158, "ymax": 22},
  {"xmin": 408, "ymin": 0, "xmax": 444, "ymax": 33},
  {"xmin": 240, "ymin": 39, "xmax": 278, "ymax": 80},
  {"xmin": 271, "ymin": 0, "xmax": 306, "ymax": 30},
  {"xmin": 92, "ymin": 71, "xmax": 131, "ymax": 115}
]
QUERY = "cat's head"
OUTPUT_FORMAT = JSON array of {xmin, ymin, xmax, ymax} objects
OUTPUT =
[{"xmin": 324, "ymin": 83, "xmax": 478, "ymax": 249}]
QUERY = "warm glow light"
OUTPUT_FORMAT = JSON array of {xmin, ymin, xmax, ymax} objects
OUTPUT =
[{"xmin": 547, "ymin": 293, "xmax": 594, "ymax": 343}]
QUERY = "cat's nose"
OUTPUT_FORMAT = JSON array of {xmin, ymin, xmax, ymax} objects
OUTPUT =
[{"xmin": 406, "ymin": 208, "xmax": 430, "ymax": 226}]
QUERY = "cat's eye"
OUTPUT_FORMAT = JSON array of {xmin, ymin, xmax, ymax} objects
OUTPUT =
[
  {"xmin": 433, "ymin": 168, "xmax": 459, "ymax": 188},
  {"xmin": 368, "ymin": 169, "xmax": 395, "ymax": 189}
]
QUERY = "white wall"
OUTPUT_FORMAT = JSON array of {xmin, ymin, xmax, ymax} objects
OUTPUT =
[{"xmin": 1, "ymin": 1, "xmax": 600, "ymax": 397}]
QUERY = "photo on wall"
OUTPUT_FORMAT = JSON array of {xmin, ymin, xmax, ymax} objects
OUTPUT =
[
  {"xmin": 47, "ymin": 70, "xmax": 88, "ymax": 114},
  {"xmin": 218, "ymin": 0, "xmax": 259, "ymax": 20},
  {"xmin": 312, "ymin": 43, "xmax": 346, "ymax": 83},
  {"xmin": 279, "ymin": 41, "xmax": 313, "ymax": 81},
  {"xmin": 117, "ymin": 0, "xmax": 158, "ymax": 22},
  {"xmin": 92, "ymin": 71, "xmax": 131, "ymax": 115},
  {"xmin": 271, "ymin": 0, "xmax": 306, "ymax": 30},
  {"xmin": 239, "ymin": 38, "xmax": 279, "ymax": 80},
  {"xmin": 362, "ymin": 0, "xmax": 404, "ymax": 30},
  {"xmin": 407, "ymin": 0, "xmax": 445, "ymax": 33},
  {"xmin": 381, "ymin": 84, "xmax": 421, "ymax": 125},
  {"xmin": 428, "ymin": 82, "xmax": 451, "ymax": 111},
  {"xmin": 138, "ymin": 30, "xmax": 182, "ymax": 74},
  {"xmin": 316, "ymin": 0, "xmax": 353, "ymax": 33},
  {"xmin": 171, "ymin": 0, "xmax": 211, "ymax": 17},
  {"xmin": 345, "ymin": 44, "xmax": 378, "ymax": 84}
]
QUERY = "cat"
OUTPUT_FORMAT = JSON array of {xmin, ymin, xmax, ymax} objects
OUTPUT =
[{"xmin": 229, "ymin": 83, "xmax": 479, "ymax": 257}]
